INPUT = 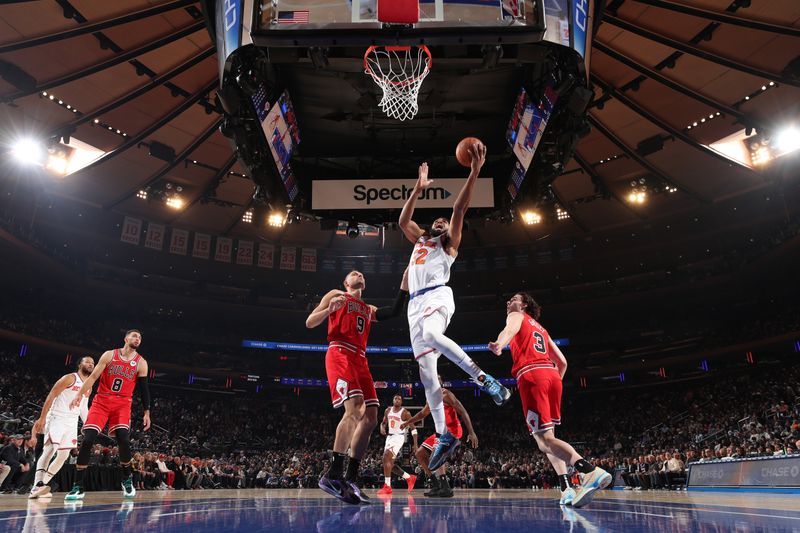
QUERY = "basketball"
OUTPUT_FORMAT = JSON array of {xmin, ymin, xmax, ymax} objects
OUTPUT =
[{"xmin": 456, "ymin": 137, "xmax": 483, "ymax": 167}]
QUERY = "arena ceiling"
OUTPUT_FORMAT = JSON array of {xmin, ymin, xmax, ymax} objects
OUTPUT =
[{"xmin": 0, "ymin": 0, "xmax": 799, "ymax": 249}]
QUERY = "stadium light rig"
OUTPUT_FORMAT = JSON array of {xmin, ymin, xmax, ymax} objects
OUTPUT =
[
  {"xmin": 521, "ymin": 211, "xmax": 541, "ymax": 225},
  {"xmin": 268, "ymin": 212, "xmax": 286, "ymax": 227},
  {"xmin": 242, "ymin": 209, "xmax": 253, "ymax": 223},
  {"xmin": 166, "ymin": 196, "xmax": 184, "ymax": 210}
]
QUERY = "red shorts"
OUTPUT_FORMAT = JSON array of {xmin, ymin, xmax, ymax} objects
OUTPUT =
[
  {"xmin": 83, "ymin": 394, "xmax": 133, "ymax": 434},
  {"xmin": 517, "ymin": 366, "xmax": 562, "ymax": 434},
  {"xmin": 421, "ymin": 425, "xmax": 464, "ymax": 451},
  {"xmin": 325, "ymin": 345, "xmax": 378, "ymax": 409}
]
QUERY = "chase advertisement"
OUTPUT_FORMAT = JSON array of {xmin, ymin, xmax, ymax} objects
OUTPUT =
[{"xmin": 688, "ymin": 456, "xmax": 800, "ymax": 487}]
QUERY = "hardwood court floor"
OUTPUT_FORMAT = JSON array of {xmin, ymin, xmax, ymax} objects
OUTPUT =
[{"xmin": 2, "ymin": 488, "xmax": 799, "ymax": 532}]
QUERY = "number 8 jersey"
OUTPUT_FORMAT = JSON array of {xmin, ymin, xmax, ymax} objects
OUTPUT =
[
  {"xmin": 509, "ymin": 313, "xmax": 556, "ymax": 380},
  {"xmin": 97, "ymin": 348, "xmax": 141, "ymax": 397},
  {"xmin": 327, "ymin": 293, "xmax": 375, "ymax": 357}
]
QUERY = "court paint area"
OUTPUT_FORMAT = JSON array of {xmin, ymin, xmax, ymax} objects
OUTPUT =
[{"xmin": 2, "ymin": 489, "xmax": 800, "ymax": 532}]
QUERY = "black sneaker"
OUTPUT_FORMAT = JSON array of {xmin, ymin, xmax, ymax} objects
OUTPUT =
[{"xmin": 424, "ymin": 477, "xmax": 443, "ymax": 498}]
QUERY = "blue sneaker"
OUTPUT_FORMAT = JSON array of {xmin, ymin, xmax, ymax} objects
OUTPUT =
[
  {"xmin": 319, "ymin": 475, "xmax": 360, "ymax": 505},
  {"xmin": 478, "ymin": 374, "xmax": 511, "ymax": 406},
  {"xmin": 572, "ymin": 468, "xmax": 612, "ymax": 508},
  {"xmin": 428, "ymin": 431, "xmax": 461, "ymax": 471}
]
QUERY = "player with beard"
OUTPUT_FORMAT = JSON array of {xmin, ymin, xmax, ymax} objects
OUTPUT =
[
  {"xmin": 307, "ymin": 269, "xmax": 409, "ymax": 504},
  {"xmin": 65, "ymin": 330, "xmax": 151, "ymax": 501},
  {"xmin": 29, "ymin": 356, "xmax": 94, "ymax": 498},
  {"xmin": 398, "ymin": 143, "xmax": 510, "ymax": 472}
]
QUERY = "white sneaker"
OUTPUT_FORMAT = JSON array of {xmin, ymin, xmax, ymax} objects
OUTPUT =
[
  {"xmin": 572, "ymin": 468, "xmax": 612, "ymax": 508},
  {"xmin": 559, "ymin": 487, "xmax": 576, "ymax": 506},
  {"xmin": 29, "ymin": 484, "xmax": 51, "ymax": 499}
]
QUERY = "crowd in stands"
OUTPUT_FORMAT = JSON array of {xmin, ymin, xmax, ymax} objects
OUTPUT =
[{"xmin": 2, "ymin": 342, "xmax": 799, "ymax": 495}]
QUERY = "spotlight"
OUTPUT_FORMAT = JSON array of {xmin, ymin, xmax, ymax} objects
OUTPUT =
[
  {"xmin": 166, "ymin": 196, "xmax": 184, "ymax": 209},
  {"xmin": 268, "ymin": 213, "xmax": 286, "ymax": 227},
  {"xmin": 775, "ymin": 126, "xmax": 800, "ymax": 154},
  {"xmin": 137, "ymin": 190, "xmax": 148, "ymax": 200},
  {"xmin": 556, "ymin": 206, "xmax": 570, "ymax": 220},
  {"xmin": 521, "ymin": 211, "xmax": 541, "ymax": 225},
  {"xmin": 11, "ymin": 138, "xmax": 45, "ymax": 165},
  {"xmin": 346, "ymin": 220, "xmax": 359, "ymax": 239},
  {"xmin": 242, "ymin": 209, "xmax": 253, "ymax": 223}
]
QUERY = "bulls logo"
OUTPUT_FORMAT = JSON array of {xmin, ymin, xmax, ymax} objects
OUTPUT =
[
  {"xmin": 526, "ymin": 409, "xmax": 540, "ymax": 434},
  {"xmin": 336, "ymin": 379, "xmax": 348, "ymax": 400},
  {"xmin": 130, "ymin": 360, "xmax": 137, "ymax": 367}
]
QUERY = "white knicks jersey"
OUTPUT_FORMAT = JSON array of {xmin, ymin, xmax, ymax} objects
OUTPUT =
[
  {"xmin": 48, "ymin": 373, "xmax": 88, "ymax": 419},
  {"xmin": 408, "ymin": 234, "xmax": 455, "ymax": 293},
  {"xmin": 387, "ymin": 407, "xmax": 408, "ymax": 436}
]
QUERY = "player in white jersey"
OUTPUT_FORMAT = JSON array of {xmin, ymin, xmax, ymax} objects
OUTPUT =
[
  {"xmin": 398, "ymin": 142, "xmax": 511, "ymax": 471},
  {"xmin": 28, "ymin": 356, "xmax": 94, "ymax": 498},
  {"xmin": 377, "ymin": 394, "xmax": 418, "ymax": 495}
]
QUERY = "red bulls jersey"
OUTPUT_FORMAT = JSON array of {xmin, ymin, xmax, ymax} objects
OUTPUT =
[
  {"xmin": 510, "ymin": 313, "xmax": 556, "ymax": 379},
  {"xmin": 327, "ymin": 292, "xmax": 374, "ymax": 356},
  {"xmin": 444, "ymin": 397, "xmax": 462, "ymax": 438},
  {"xmin": 98, "ymin": 349, "xmax": 141, "ymax": 397}
]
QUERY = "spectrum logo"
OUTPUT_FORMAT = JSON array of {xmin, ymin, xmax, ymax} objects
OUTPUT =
[{"xmin": 353, "ymin": 184, "xmax": 452, "ymax": 205}]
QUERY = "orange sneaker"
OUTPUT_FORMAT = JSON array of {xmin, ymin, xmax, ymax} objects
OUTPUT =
[
  {"xmin": 406, "ymin": 475, "xmax": 417, "ymax": 492},
  {"xmin": 377, "ymin": 484, "xmax": 393, "ymax": 495}
]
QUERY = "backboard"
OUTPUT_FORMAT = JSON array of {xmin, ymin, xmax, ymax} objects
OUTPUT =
[{"xmin": 252, "ymin": 0, "xmax": 546, "ymax": 47}]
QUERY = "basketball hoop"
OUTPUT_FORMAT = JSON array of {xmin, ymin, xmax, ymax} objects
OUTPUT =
[{"xmin": 364, "ymin": 45, "xmax": 432, "ymax": 121}]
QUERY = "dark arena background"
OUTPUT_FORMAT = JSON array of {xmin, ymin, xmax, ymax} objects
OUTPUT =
[{"xmin": 1, "ymin": 0, "xmax": 799, "ymax": 531}]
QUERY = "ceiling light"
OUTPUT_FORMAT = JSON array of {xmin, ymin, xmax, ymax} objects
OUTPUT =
[
  {"xmin": 242, "ymin": 209, "xmax": 253, "ymax": 223},
  {"xmin": 268, "ymin": 213, "xmax": 286, "ymax": 227},
  {"xmin": 774, "ymin": 126, "xmax": 800, "ymax": 155},
  {"xmin": 48, "ymin": 95, "xmax": 54, "ymax": 100},
  {"xmin": 769, "ymin": 81, "xmax": 775, "ymax": 86},
  {"xmin": 93, "ymin": 119, "xmax": 99, "ymax": 124},
  {"xmin": 521, "ymin": 211, "xmax": 541, "ymax": 225},
  {"xmin": 11, "ymin": 138, "xmax": 45, "ymax": 165},
  {"xmin": 556, "ymin": 206, "xmax": 569, "ymax": 220},
  {"xmin": 166, "ymin": 196, "xmax": 184, "ymax": 209},
  {"xmin": 137, "ymin": 190, "xmax": 147, "ymax": 200}
]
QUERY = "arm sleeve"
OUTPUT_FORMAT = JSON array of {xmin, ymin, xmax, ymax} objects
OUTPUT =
[
  {"xmin": 374, "ymin": 289, "xmax": 409, "ymax": 321},
  {"xmin": 138, "ymin": 377, "xmax": 151, "ymax": 410}
]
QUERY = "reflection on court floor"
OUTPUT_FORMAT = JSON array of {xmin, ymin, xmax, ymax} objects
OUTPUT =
[{"xmin": 3, "ymin": 489, "xmax": 800, "ymax": 532}]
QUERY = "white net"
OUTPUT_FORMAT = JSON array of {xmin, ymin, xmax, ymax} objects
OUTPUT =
[{"xmin": 364, "ymin": 46, "xmax": 432, "ymax": 121}]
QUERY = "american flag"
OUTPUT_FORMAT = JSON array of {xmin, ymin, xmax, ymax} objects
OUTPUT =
[{"xmin": 277, "ymin": 10, "xmax": 309, "ymax": 24}]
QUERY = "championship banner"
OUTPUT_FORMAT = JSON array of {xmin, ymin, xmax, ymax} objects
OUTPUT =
[
  {"xmin": 192, "ymin": 233, "xmax": 211, "ymax": 259},
  {"xmin": 169, "ymin": 228, "xmax": 189, "ymax": 255},
  {"xmin": 257, "ymin": 243, "xmax": 274, "ymax": 268},
  {"xmin": 312, "ymin": 178, "xmax": 494, "ymax": 210},
  {"xmin": 301, "ymin": 248, "xmax": 316, "ymax": 272},
  {"xmin": 215, "ymin": 237, "xmax": 233, "ymax": 263},
  {"xmin": 236, "ymin": 240, "xmax": 254, "ymax": 266},
  {"xmin": 144, "ymin": 222, "xmax": 165, "ymax": 251},
  {"xmin": 120, "ymin": 216, "xmax": 142, "ymax": 245},
  {"xmin": 280, "ymin": 246, "xmax": 296, "ymax": 270}
]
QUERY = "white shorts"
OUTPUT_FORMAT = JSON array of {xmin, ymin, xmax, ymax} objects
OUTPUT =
[
  {"xmin": 45, "ymin": 414, "xmax": 80, "ymax": 450},
  {"xmin": 384, "ymin": 434, "xmax": 406, "ymax": 457},
  {"xmin": 407, "ymin": 286, "xmax": 455, "ymax": 359}
]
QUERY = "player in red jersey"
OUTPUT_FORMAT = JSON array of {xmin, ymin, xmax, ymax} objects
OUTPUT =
[
  {"xmin": 401, "ymin": 376, "xmax": 478, "ymax": 498},
  {"xmin": 489, "ymin": 293, "xmax": 611, "ymax": 508},
  {"xmin": 64, "ymin": 329, "xmax": 151, "ymax": 501},
  {"xmin": 306, "ymin": 269, "xmax": 409, "ymax": 504}
]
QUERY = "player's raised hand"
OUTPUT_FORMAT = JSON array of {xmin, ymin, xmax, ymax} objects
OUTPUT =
[
  {"xmin": 488, "ymin": 341, "xmax": 503, "ymax": 356},
  {"xmin": 416, "ymin": 162, "xmax": 433, "ymax": 190},
  {"xmin": 469, "ymin": 142, "xmax": 486, "ymax": 173},
  {"xmin": 467, "ymin": 432, "xmax": 479, "ymax": 449},
  {"xmin": 143, "ymin": 411, "xmax": 151, "ymax": 431},
  {"xmin": 328, "ymin": 295, "xmax": 346, "ymax": 314}
]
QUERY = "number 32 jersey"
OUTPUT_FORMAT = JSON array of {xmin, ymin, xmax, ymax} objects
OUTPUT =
[
  {"xmin": 327, "ymin": 293, "xmax": 375, "ymax": 356},
  {"xmin": 97, "ymin": 349, "xmax": 141, "ymax": 398},
  {"xmin": 509, "ymin": 313, "xmax": 555, "ymax": 378}
]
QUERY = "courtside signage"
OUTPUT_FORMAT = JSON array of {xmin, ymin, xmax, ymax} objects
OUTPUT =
[{"xmin": 312, "ymin": 179, "xmax": 494, "ymax": 210}]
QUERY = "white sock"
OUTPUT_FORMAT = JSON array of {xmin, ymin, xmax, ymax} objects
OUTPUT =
[
  {"xmin": 421, "ymin": 312, "xmax": 484, "ymax": 381},
  {"xmin": 384, "ymin": 476, "xmax": 391, "ymax": 486},
  {"xmin": 34, "ymin": 470, "xmax": 45, "ymax": 485},
  {"xmin": 42, "ymin": 449, "xmax": 70, "ymax": 485},
  {"xmin": 417, "ymin": 353, "xmax": 446, "ymax": 433},
  {"xmin": 35, "ymin": 442, "xmax": 57, "ymax": 485},
  {"xmin": 402, "ymin": 472, "xmax": 410, "ymax": 480}
]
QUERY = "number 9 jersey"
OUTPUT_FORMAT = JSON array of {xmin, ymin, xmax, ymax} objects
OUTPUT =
[
  {"xmin": 327, "ymin": 293, "xmax": 374, "ymax": 356},
  {"xmin": 97, "ymin": 348, "xmax": 141, "ymax": 397}
]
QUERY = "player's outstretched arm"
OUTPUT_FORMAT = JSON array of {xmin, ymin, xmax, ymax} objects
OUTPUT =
[
  {"xmin": 70, "ymin": 351, "xmax": 112, "ymax": 409},
  {"xmin": 400, "ymin": 403, "xmax": 430, "ymax": 429},
  {"xmin": 402, "ymin": 409, "xmax": 419, "ymax": 450},
  {"xmin": 373, "ymin": 268, "xmax": 410, "ymax": 321},
  {"xmin": 398, "ymin": 163, "xmax": 429, "ymax": 243},
  {"xmin": 137, "ymin": 357, "xmax": 151, "ymax": 431},
  {"xmin": 488, "ymin": 311, "xmax": 524, "ymax": 355},
  {"xmin": 548, "ymin": 338, "xmax": 568, "ymax": 379},
  {"xmin": 33, "ymin": 374, "xmax": 74, "ymax": 434},
  {"xmin": 305, "ymin": 289, "xmax": 345, "ymax": 329},
  {"xmin": 448, "ymin": 142, "xmax": 486, "ymax": 253}
]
